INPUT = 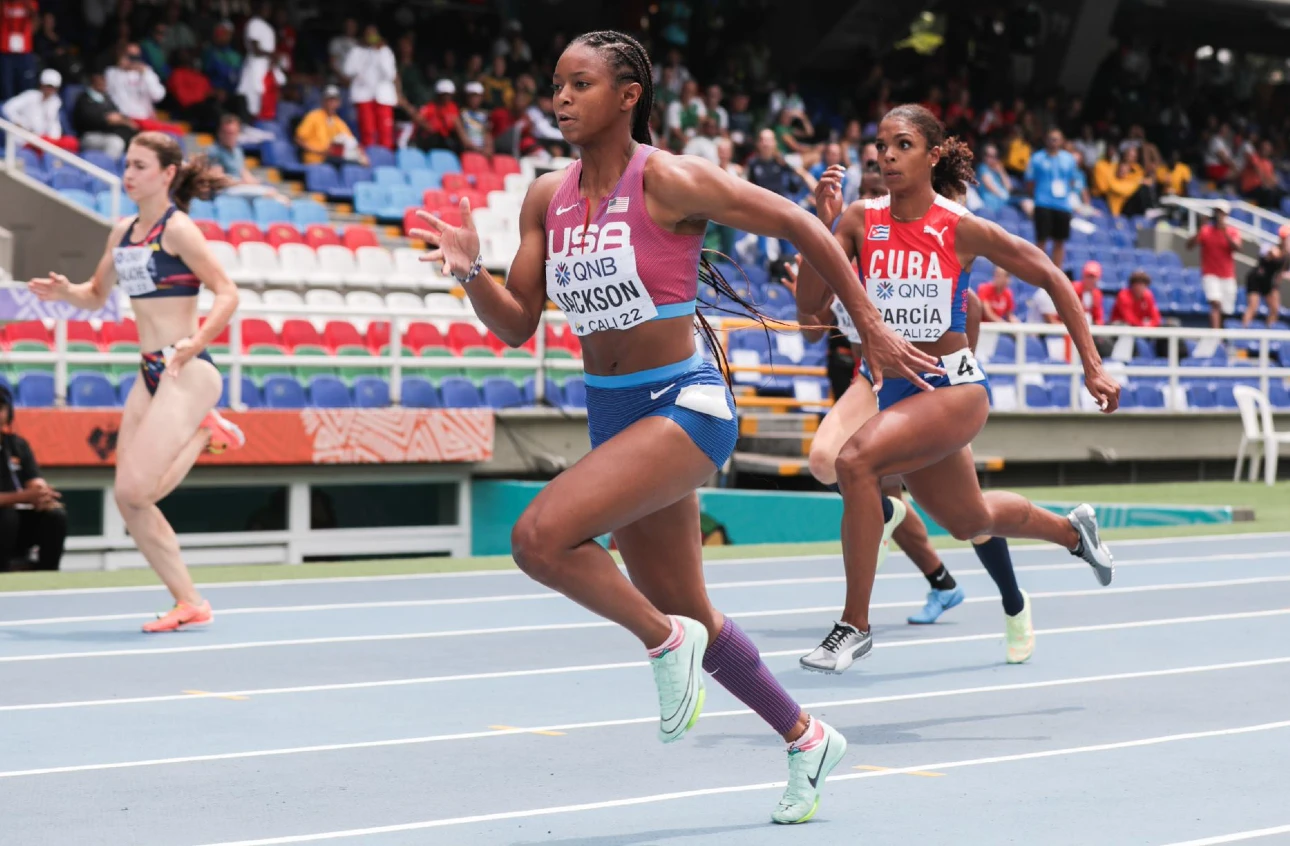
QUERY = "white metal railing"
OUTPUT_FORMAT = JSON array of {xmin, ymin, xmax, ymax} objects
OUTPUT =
[
  {"xmin": 6, "ymin": 303, "xmax": 1290, "ymax": 413},
  {"xmin": 0, "ymin": 115, "xmax": 123, "ymax": 220},
  {"xmin": 1161, "ymin": 195, "xmax": 1288, "ymax": 249}
]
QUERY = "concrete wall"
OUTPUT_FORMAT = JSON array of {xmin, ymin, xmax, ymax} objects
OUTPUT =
[{"xmin": 0, "ymin": 168, "xmax": 111, "ymax": 283}]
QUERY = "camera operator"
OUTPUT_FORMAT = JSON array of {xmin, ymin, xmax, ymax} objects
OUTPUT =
[{"xmin": 0, "ymin": 385, "xmax": 67, "ymax": 572}]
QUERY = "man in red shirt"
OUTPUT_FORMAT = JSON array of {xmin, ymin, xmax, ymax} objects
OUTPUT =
[
  {"xmin": 976, "ymin": 266, "xmax": 1019, "ymax": 322},
  {"xmin": 1072, "ymin": 260, "xmax": 1105, "ymax": 325},
  {"xmin": 1188, "ymin": 200, "xmax": 1241, "ymax": 329},
  {"xmin": 414, "ymin": 78, "xmax": 460, "ymax": 152},
  {"xmin": 0, "ymin": 0, "xmax": 36, "ymax": 102},
  {"xmin": 1110, "ymin": 270, "xmax": 1162, "ymax": 327}
]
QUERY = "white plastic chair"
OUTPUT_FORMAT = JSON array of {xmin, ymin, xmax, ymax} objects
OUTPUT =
[
  {"xmin": 1233, "ymin": 385, "xmax": 1290, "ymax": 485},
  {"xmin": 260, "ymin": 289, "xmax": 304, "ymax": 331},
  {"xmin": 385, "ymin": 291, "xmax": 425, "ymax": 314},
  {"xmin": 208, "ymin": 241, "xmax": 241, "ymax": 280},
  {"xmin": 353, "ymin": 246, "xmax": 395, "ymax": 291},
  {"xmin": 235, "ymin": 242, "xmax": 281, "ymax": 289},
  {"xmin": 304, "ymin": 288, "xmax": 346, "ymax": 330},
  {"xmin": 316, "ymin": 244, "xmax": 357, "ymax": 290},
  {"xmin": 277, "ymin": 243, "xmax": 321, "ymax": 290},
  {"xmin": 503, "ymin": 172, "xmax": 532, "ymax": 195},
  {"xmin": 343, "ymin": 290, "xmax": 386, "ymax": 332},
  {"xmin": 388, "ymin": 247, "xmax": 426, "ymax": 290}
]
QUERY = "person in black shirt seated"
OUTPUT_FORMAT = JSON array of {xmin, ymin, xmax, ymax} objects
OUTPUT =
[{"xmin": 0, "ymin": 385, "xmax": 67, "ymax": 572}]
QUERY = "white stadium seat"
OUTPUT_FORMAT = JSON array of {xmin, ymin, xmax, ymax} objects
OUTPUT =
[
  {"xmin": 260, "ymin": 289, "xmax": 305, "ymax": 330},
  {"xmin": 343, "ymin": 290, "xmax": 386, "ymax": 330},
  {"xmin": 277, "ymin": 243, "xmax": 322, "ymax": 290},
  {"xmin": 208, "ymin": 240, "xmax": 242, "ymax": 280},
  {"xmin": 315, "ymin": 244, "xmax": 358, "ymax": 290},
  {"xmin": 235, "ymin": 241, "xmax": 282, "ymax": 289},
  {"xmin": 304, "ymin": 287, "xmax": 346, "ymax": 329},
  {"xmin": 354, "ymin": 246, "xmax": 395, "ymax": 290},
  {"xmin": 384, "ymin": 291, "xmax": 425, "ymax": 314},
  {"xmin": 390, "ymin": 247, "xmax": 431, "ymax": 290}
]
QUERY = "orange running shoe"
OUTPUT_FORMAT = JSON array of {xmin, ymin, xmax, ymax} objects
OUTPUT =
[
  {"xmin": 142, "ymin": 600, "xmax": 213, "ymax": 633},
  {"xmin": 202, "ymin": 410, "xmax": 246, "ymax": 455}
]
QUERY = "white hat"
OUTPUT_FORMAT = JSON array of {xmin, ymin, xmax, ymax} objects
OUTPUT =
[
  {"xmin": 323, "ymin": 84, "xmax": 342, "ymax": 99},
  {"xmin": 464, "ymin": 81, "xmax": 484, "ymax": 95},
  {"xmin": 1213, "ymin": 199, "xmax": 1231, "ymax": 214},
  {"xmin": 435, "ymin": 79, "xmax": 456, "ymax": 95},
  {"xmin": 39, "ymin": 69, "xmax": 61, "ymax": 88}
]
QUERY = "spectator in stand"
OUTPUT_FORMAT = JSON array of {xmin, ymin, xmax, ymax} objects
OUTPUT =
[
  {"xmin": 664, "ymin": 79, "xmax": 705, "ymax": 151},
  {"xmin": 457, "ymin": 80, "xmax": 492, "ymax": 155},
  {"xmin": 1204, "ymin": 121, "xmax": 1237, "ymax": 186},
  {"xmin": 295, "ymin": 84, "xmax": 367, "ymax": 166},
  {"xmin": 1073, "ymin": 261, "xmax": 1106, "ymax": 326},
  {"xmin": 944, "ymin": 88, "xmax": 974, "ymax": 135},
  {"xmin": 653, "ymin": 46, "xmax": 690, "ymax": 98},
  {"xmin": 206, "ymin": 113, "xmax": 282, "ymax": 199},
  {"xmin": 0, "ymin": 0, "xmax": 37, "ymax": 102},
  {"xmin": 167, "ymin": 49, "xmax": 220, "ymax": 134},
  {"xmin": 140, "ymin": 22, "xmax": 171, "ymax": 79},
  {"xmin": 717, "ymin": 136, "xmax": 742, "ymax": 178},
  {"xmin": 2, "ymin": 68, "xmax": 77, "ymax": 152},
  {"xmin": 703, "ymin": 84, "xmax": 727, "ymax": 133},
  {"xmin": 1026, "ymin": 128, "xmax": 1080, "ymax": 273},
  {"xmin": 976, "ymin": 143, "xmax": 1012, "ymax": 213},
  {"xmin": 744, "ymin": 128, "xmax": 815, "ymax": 261},
  {"xmin": 33, "ymin": 11, "xmax": 69, "ymax": 80},
  {"xmin": 1157, "ymin": 149, "xmax": 1192, "ymax": 199},
  {"xmin": 681, "ymin": 114, "xmax": 720, "ymax": 164},
  {"xmin": 726, "ymin": 88, "xmax": 755, "ymax": 152},
  {"xmin": 106, "ymin": 44, "xmax": 184, "ymax": 135},
  {"xmin": 479, "ymin": 54, "xmax": 512, "ymax": 111},
  {"xmin": 394, "ymin": 33, "xmax": 429, "ymax": 120},
  {"xmin": 72, "ymin": 69, "xmax": 137, "ymax": 158},
  {"xmin": 1072, "ymin": 124, "xmax": 1104, "ymax": 174},
  {"xmin": 1004, "ymin": 123, "xmax": 1031, "ymax": 176},
  {"xmin": 202, "ymin": 21, "xmax": 242, "ymax": 101},
  {"xmin": 271, "ymin": 6, "xmax": 296, "ymax": 77},
  {"xmin": 160, "ymin": 0, "xmax": 197, "ymax": 57},
  {"xmin": 842, "ymin": 140, "xmax": 877, "ymax": 206},
  {"xmin": 1103, "ymin": 147, "xmax": 1147, "ymax": 217},
  {"xmin": 809, "ymin": 141, "xmax": 848, "ymax": 199},
  {"xmin": 771, "ymin": 106, "xmax": 816, "ymax": 167},
  {"xmin": 0, "ymin": 385, "xmax": 66, "ymax": 573},
  {"xmin": 1240, "ymin": 139, "xmax": 1284, "ymax": 209},
  {"xmin": 490, "ymin": 86, "xmax": 537, "ymax": 158},
  {"xmin": 1110, "ymin": 269, "xmax": 1162, "ymax": 328},
  {"xmin": 462, "ymin": 53, "xmax": 484, "ymax": 86},
  {"xmin": 525, "ymin": 90, "xmax": 566, "ymax": 156},
  {"xmin": 344, "ymin": 24, "xmax": 397, "ymax": 150},
  {"xmin": 1188, "ymin": 200, "xmax": 1241, "ymax": 330},
  {"xmin": 414, "ymin": 78, "xmax": 459, "ymax": 152},
  {"xmin": 977, "ymin": 266, "xmax": 1020, "ymax": 322},
  {"xmin": 329, "ymin": 18, "xmax": 358, "ymax": 81},
  {"xmin": 238, "ymin": 1, "xmax": 280, "ymax": 121},
  {"xmin": 1242, "ymin": 225, "xmax": 1288, "ymax": 328}
]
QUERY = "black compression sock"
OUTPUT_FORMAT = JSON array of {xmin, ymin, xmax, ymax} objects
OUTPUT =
[
  {"xmin": 926, "ymin": 564, "xmax": 957, "ymax": 591},
  {"xmin": 973, "ymin": 537, "xmax": 1024, "ymax": 616},
  {"xmin": 881, "ymin": 495, "xmax": 894, "ymax": 523}
]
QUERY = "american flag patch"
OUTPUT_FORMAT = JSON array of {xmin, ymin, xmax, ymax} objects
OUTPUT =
[
  {"xmin": 868, "ymin": 224, "xmax": 890, "ymax": 241},
  {"xmin": 606, "ymin": 197, "xmax": 630, "ymax": 214}
]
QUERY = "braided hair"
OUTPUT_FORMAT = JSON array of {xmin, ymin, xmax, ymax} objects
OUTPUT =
[
  {"xmin": 882, "ymin": 104, "xmax": 977, "ymax": 200},
  {"xmin": 568, "ymin": 31, "xmax": 788, "ymax": 385}
]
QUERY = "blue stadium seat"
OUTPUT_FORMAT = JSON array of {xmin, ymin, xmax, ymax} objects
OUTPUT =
[
  {"xmin": 96, "ymin": 191, "xmax": 138, "ymax": 218},
  {"xmin": 1136, "ymin": 384, "xmax": 1166, "ymax": 408},
  {"xmin": 380, "ymin": 185, "xmax": 419, "ymax": 221},
  {"xmin": 401, "ymin": 377, "xmax": 440, "ymax": 408},
  {"xmin": 1024, "ymin": 383, "xmax": 1051, "ymax": 408},
  {"xmin": 397, "ymin": 148, "xmax": 427, "ymax": 172},
  {"xmin": 440, "ymin": 376, "xmax": 482, "ymax": 408},
  {"xmin": 263, "ymin": 375, "xmax": 308, "ymax": 408},
  {"xmin": 1270, "ymin": 381, "xmax": 1290, "ymax": 408},
  {"xmin": 406, "ymin": 169, "xmax": 442, "ymax": 192},
  {"xmin": 353, "ymin": 182, "xmax": 389, "ymax": 217},
  {"xmin": 264, "ymin": 139, "xmax": 305, "ymax": 178},
  {"xmin": 1213, "ymin": 382, "xmax": 1238, "ymax": 409},
  {"xmin": 188, "ymin": 198, "xmax": 216, "ymax": 220},
  {"xmin": 1157, "ymin": 251, "xmax": 1183, "ymax": 269},
  {"xmin": 373, "ymin": 166, "xmax": 405, "ymax": 187},
  {"xmin": 1048, "ymin": 380, "xmax": 1072, "ymax": 408},
  {"xmin": 522, "ymin": 376, "xmax": 562, "ymax": 406},
  {"xmin": 81, "ymin": 150, "xmax": 120, "ymax": 174},
  {"xmin": 428, "ymin": 150, "xmax": 461, "ymax": 174},
  {"xmin": 51, "ymin": 168, "xmax": 89, "ymax": 191},
  {"xmin": 59, "ymin": 188, "xmax": 97, "ymax": 211},
  {"xmin": 290, "ymin": 198, "xmax": 329, "ymax": 226},
  {"xmin": 305, "ymin": 163, "xmax": 340, "ymax": 195},
  {"xmin": 1117, "ymin": 385, "xmax": 1139, "ymax": 409},
  {"xmin": 365, "ymin": 146, "xmax": 396, "ymax": 168},
  {"xmin": 353, "ymin": 376, "xmax": 390, "ymax": 408},
  {"xmin": 253, "ymin": 197, "xmax": 291, "ymax": 226},
  {"xmin": 219, "ymin": 375, "xmax": 262, "ymax": 409},
  {"xmin": 1186, "ymin": 384, "xmax": 1216, "ymax": 408},
  {"xmin": 337, "ymin": 163, "xmax": 372, "ymax": 200},
  {"xmin": 215, "ymin": 195, "xmax": 254, "ymax": 227},
  {"xmin": 16, "ymin": 372, "xmax": 55, "ymax": 407},
  {"xmin": 16, "ymin": 147, "xmax": 43, "ymax": 176},
  {"xmin": 309, "ymin": 375, "xmax": 352, "ymax": 408},
  {"xmin": 1023, "ymin": 336, "xmax": 1048, "ymax": 362},
  {"xmin": 481, "ymin": 377, "xmax": 525, "ymax": 409},
  {"xmin": 67, "ymin": 372, "xmax": 118, "ymax": 407},
  {"xmin": 563, "ymin": 377, "xmax": 587, "ymax": 409}
]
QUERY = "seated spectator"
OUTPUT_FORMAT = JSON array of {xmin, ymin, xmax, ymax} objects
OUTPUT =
[
  {"xmin": 726, "ymin": 89, "xmax": 756, "ymax": 154},
  {"xmin": 106, "ymin": 44, "xmax": 184, "ymax": 135},
  {"xmin": 975, "ymin": 143, "xmax": 1012, "ymax": 213},
  {"xmin": 524, "ymin": 91, "xmax": 567, "ymax": 157},
  {"xmin": 72, "ymin": 69, "xmax": 137, "ymax": 158},
  {"xmin": 704, "ymin": 84, "xmax": 728, "ymax": 133},
  {"xmin": 33, "ymin": 11, "xmax": 70, "ymax": 80},
  {"xmin": 457, "ymin": 80, "xmax": 493, "ymax": 155},
  {"xmin": 1157, "ymin": 149, "xmax": 1192, "ymax": 198},
  {"xmin": 167, "ymin": 49, "xmax": 221, "ymax": 134},
  {"xmin": 664, "ymin": 79, "xmax": 705, "ymax": 151},
  {"xmin": 682, "ymin": 115, "xmax": 720, "ymax": 164},
  {"xmin": 717, "ymin": 136, "xmax": 742, "ymax": 179},
  {"xmin": 329, "ymin": 18, "xmax": 358, "ymax": 81},
  {"xmin": 771, "ymin": 107, "xmax": 816, "ymax": 168},
  {"xmin": 207, "ymin": 113, "xmax": 283, "ymax": 199},
  {"xmin": 160, "ymin": 0, "xmax": 198, "ymax": 57},
  {"xmin": 1004, "ymin": 124, "xmax": 1031, "ymax": 177},
  {"xmin": 2, "ymin": 68, "xmax": 78, "ymax": 153},
  {"xmin": 1204, "ymin": 122, "xmax": 1237, "ymax": 186},
  {"xmin": 295, "ymin": 85, "xmax": 368, "ymax": 166},
  {"xmin": 1240, "ymin": 139, "xmax": 1284, "ymax": 209},
  {"xmin": 202, "ymin": 21, "xmax": 243, "ymax": 101},
  {"xmin": 1072, "ymin": 125, "xmax": 1104, "ymax": 175},
  {"xmin": 0, "ymin": 386, "xmax": 67, "ymax": 573},
  {"xmin": 1110, "ymin": 270, "xmax": 1162, "ymax": 327},
  {"xmin": 140, "ymin": 21, "xmax": 171, "ymax": 79},
  {"xmin": 414, "ymin": 79, "xmax": 460, "ymax": 151},
  {"xmin": 977, "ymin": 267, "xmax": 1020, "ymax": 322},
  {"xmin": 1073, "ymin": 261, "xmax": 1106, "ymax": 326},
  {"xmin": 479, "ymin": 54, "xmax": 512, "ymax": 111},
  {"xmin": 1104, "ymin": 153, "xmax": 1145, "ymax": 217}
]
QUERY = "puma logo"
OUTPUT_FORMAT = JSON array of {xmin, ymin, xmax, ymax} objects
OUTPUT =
[{"xmin": 923, "ymin": 224, "xmax": 949, "ymax": 247}]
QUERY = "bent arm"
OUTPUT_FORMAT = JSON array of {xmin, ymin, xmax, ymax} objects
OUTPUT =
[{"xmin": 167, "ymin": 215, "xmax": 239, "ymax": 350}]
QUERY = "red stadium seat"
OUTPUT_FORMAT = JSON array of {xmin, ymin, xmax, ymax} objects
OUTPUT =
[
  {"xmin": 240, "ymin": 318, "xmax": 278, "ymax": 349},
  {"xmin": 366, "ymin": 321, "xmax": 389, "ymax": 351},
  {"xmin": 323, "ymin": 320, "xmax": 365, "ymax": 350},
  {"xmin": 5, "ymin": 320, "xmax": 51, "ymax": 345},
  {"xmin": 434, "ymin": 206, "xmax": 463, "ymax": 229},
  {"xmin": 342, "ymin": 226, "xmax": 380, "ymax": 251},
  {"xmin": 492, "ymin": 154, "xmax": 521, "ymax": 176},
  {"xmin": 281, "ymin": 319, "xmax": 324, "ymax": 350},
  {"xmin": 101, "ymin": 319, "xmax": 138, "ymax": 346},
  {"xmin": 227, "ymin": 222, "xmax": 265, "ymax": 246},
  {"xmin": 405, "ymin": 321, "xmax": 445, "ymax": 351},
  {"xmin": 461, "ymin": 152, "xmax": 490, "ymax": 177},
  {"xmin": 422, "ymin": 188, "xmax": 448, "ymax": 209},
  {"xmin": 441, "ymin": 172, "xmax": 470, "ymax": 192},
  {"xmin": 304, "ymin": 224, "xmax": 341, "ymax": 249},
  {"xmin": 403, "ymin": 208, "xmax": 424, "ymax": 237},
  {"xmin": 67, "ymin": 320, "xmax": 100, "ymax": 345},
  {"xmin": 194, "ymin": 220, "xmax": 227, "ymax": 241},
  {"xmin": 446, "ymin": 322, "xmax": 485, "ymax": 351},
  {"xmin": 474, "ymin": 173, "xmax": 504, "ymax": 194},
  {"xmin": 266, "ymin": 222, "xmax": 304, "ymax": 247}
]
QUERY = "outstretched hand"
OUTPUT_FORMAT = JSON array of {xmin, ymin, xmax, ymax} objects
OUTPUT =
[
  {"xmin": 859, "ymin": 324, "xmax": 945, "ymax": 393},
  {"xmin": 814, "ymin": 164, "xmax": 846, "ymax": 228},
  {"xmin": 27, "ymin": 272, "xmax": 70, "ymax": 302},
  {"xmin": 409, "ymin": 198, "xmax": 481, "ymax": 280}
]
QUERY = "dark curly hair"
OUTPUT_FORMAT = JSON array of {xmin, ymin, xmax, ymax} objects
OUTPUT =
[{"xmin": 882, "ymin": 104, "xmax": 977, "ymax": 200}]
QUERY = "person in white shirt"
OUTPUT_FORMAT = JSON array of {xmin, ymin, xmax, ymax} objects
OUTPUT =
[
  {"xmin": 105, "ymin": 44, "xmax": 183, "ymax": 135},
  {"xmin": 2, "ymin": 68, "xmax": 77, "ymax": 153},
  {"xmin": 329, "ymin": 18, "xmax": 358, "ymax": 80},
  {"xmin": 238, "ymin": 1, "xmax": 283, "ymax": 120},
  {"xmin": 342, "ymin": 23, "xmax": 398, "ymax": 149},
  {"xmin": 681, "ymin": 115, "xmax": 720, "ymax": 164}
]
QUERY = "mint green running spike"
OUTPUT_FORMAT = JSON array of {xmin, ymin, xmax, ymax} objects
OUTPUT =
[
  {"xmin": 875, "ymin": 496, "xmax": 907, "ymax": 573},
  {"xmin": 772, "ymin": 720, "xmax": 848, "ymax": 824},
  {"xmin": 651, "ymin": 616, "xmax": 709, "ymax": 744}
]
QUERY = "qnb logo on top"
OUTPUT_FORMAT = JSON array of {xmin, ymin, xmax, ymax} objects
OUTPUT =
[
  {"xmin": 554, "ymin": 262, "xmax": 572, "ymax": 287},
  {"xmin": 875, "ymin": 281, "xmax": 895, "ymax": 300}
]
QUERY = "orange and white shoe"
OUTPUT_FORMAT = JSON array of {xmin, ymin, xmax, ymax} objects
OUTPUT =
[
  {"xmin": 142, "ymin": 599, "xmax": 213, "ymax": 633},
  {"xmin": 202, "ymin": 410, "xmax": 245, "ymax": 455}
]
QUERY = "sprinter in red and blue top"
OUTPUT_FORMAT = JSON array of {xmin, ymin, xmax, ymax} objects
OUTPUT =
[
  {"xmin": 28, "ymin": 132, "xmax": 243, "ymax": 633},
  {"xmin": 411, "ymin": 31, "xmax": 939, "ymax": 825},
  {"xmin": 794, "ymin": 105, "xmax": 1121, "ymax": 673}
]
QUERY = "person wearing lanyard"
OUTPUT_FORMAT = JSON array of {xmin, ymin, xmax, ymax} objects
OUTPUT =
[
  {"xmin": 0, "ymin": 385, "xmax": 68, "ymax": 571},
  {"xmin": 1025, "ymin": 128, "xmax": 1080, "ymax": 278}
]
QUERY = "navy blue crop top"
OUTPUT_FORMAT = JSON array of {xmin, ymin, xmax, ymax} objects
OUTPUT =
[{"xmin": 112, "ymin": 206, "xmax": 200, "ymax": 299}]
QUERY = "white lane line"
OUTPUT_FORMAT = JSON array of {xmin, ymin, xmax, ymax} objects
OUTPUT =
[
  {"xmin": 1160, "ymin": 825, "xmax": 1290, "ymax": 846},
  {"xmin": 3, "ymin": 549, "xmax": 1286, "ymax": 628},
  {"xmin": 4, "ymin": 656, "xmax": 1289, "ymax": 780},
  {"xmin": 3, "ymin": 607, "xmax": 1286, "ymax": 714},
  {"xmin": 181, "ymin": 718, "xmax": 1290, "ymax": 844},
  {"xmin": 2, "ymin": 574, "xmax": 1287, "ymax": 665},
  {"xmin": 2, "ymin": 531, "xmax": 1286, "ymax": 599}
]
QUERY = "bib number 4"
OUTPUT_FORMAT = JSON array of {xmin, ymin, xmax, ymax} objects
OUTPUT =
[{"xmin": 943, "ymin": 348, "xmax": 985, "ymax": 386}]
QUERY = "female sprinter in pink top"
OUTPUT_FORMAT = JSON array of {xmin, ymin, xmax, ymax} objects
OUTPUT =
[
  {"xmin": 412, "ymin": 31, "xmax": 937, "ymax": 824},
  {"xmin": 793, "ymin": 105, "xmax": 1120, "ymax": 673},
  {"xmin": 28, "ymin": 132, "xmax": 243, "ymax": 632}
]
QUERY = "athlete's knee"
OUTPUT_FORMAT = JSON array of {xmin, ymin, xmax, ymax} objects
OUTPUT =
[
  {"xmin": 807, "ymin": 443, "xmax": 838, "ymax": 485},
  {"xmin": 510, "ymin": 510, "xmax": 568, "ymax": 585},
  {"xmin": 113, "ymin": 473, "xmax": 157, "ymax": 511},
  {"xmin": 943, "ymin": 512, "xmax": 991, "ymax": 542},
  {"xmin": 834, "ymin": 435, "xmax": 880, "ymax": 487}
]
